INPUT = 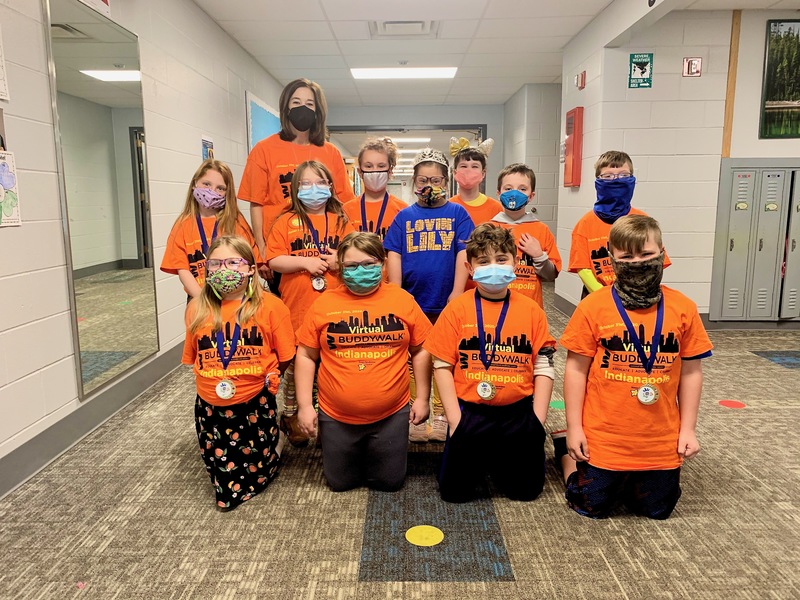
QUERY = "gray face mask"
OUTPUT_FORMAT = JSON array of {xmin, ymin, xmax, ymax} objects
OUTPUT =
[{"xmin": 610, "ymin": 253, "xmax": 665, "ymax": 309}]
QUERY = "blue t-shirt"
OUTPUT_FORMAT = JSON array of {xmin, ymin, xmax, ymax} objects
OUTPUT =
[{"xmin": 384, "ymin": 202, "xmax": 475, "ymax": 315}]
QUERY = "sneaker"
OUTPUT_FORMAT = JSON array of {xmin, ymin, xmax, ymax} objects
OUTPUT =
[
  {"xmin": 409, "ymin": 421, "xmax": 430, "ymax": 443},
  {"xmin": 279, "ymin": 412, "xmax": 310, "ymax": 448},
  {"xmin": 429, "ymin": 415, "xmax": 448, "ymax": 442},
  {"xmin": 551, "ymin": 429, "xmax": 567, "ymax": 474}
]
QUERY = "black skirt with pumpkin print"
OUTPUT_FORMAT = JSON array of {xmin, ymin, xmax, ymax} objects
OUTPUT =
[{"xmin": 194, "ymin": 386, "xmax": 281, "ymax": 510}]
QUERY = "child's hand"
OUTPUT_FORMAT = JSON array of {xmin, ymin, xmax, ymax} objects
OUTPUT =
[
  {"xmin": 297, "ymin": 405, "xmax": 318, "ymax": 437},
  {"xmin": 677, "ymin": 430, "xmax": 700, "ymax": 459},
  {"xmin": 518, "ymin": 233, "xmax": 543, "ymax": 259},
  {"xmin": 409, "ymin": 397, "xmax": 430, "ymax": 425},
  {"xmin": 320, "ymin": 251, "xmax": 339, "ymax": 272},
  {"xmin": 567, "ymin": 428, "xmax": 590, "ymax": 462},
  {"xmin": 305, "ymin": 256, "xmax": 328, "ymax": 277}
]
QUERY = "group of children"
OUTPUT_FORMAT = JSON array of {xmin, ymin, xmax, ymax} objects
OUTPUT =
[{"xmin": 165, "ymin": 140, "xmax": 712, "ymax": 521}]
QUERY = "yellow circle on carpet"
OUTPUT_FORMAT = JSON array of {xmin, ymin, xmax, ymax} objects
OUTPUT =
[{"xmin": 405, "ymin": 525, "xmax": 444, "ymax": 547}]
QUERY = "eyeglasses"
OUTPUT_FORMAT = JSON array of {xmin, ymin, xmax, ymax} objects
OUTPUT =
[
  {"xmin": 414, "ymin": 176, "xmax": 445, "ymax": 186},
  {"xmin": 206, "ymin": 257, "xmax": 250, "ymax": 271},
  {"xmin": 298, "ymin": 180, "xmax": 331, "ymax": 190},
  {"xmin": 341, "ymin": 260, "xmax": 381, "ymax": 273},
  {"xmin": 597, "ymin": 172, "xmax": 633, "ymax": 180}
]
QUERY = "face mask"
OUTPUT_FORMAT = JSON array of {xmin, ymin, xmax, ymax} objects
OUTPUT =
[
  {"xmin": 193, "ymin": 187, "xmax": 226, "ymax": 210},
  {"xmin": 611, "ymin": 253, "xmax": 665, "ymax": 309},
  {"xmin": 342, "ymin": 264, "xmax": 383, "ymax": 294},
  {"xmin": 454, "ymin": 169, "xmax": 483, "ymax": 190},
  {"xmin": 499, "ymin": 189, "xmax": 529, "ymax": 211},
  {"xmin": 472, "ymin": 264, "xmax": 516, "ymax": 294},
  {"xmin": 415, "ymin": 185, "xmax": 447, "ymax": 206},
  {"xmin": 288, "ymin": 105, "xmax": 316, "ymax": 132},
  {"xmin": 297, "ymin": 185, "xmax": 331, "ymax": 210},
  {"xmin": 207, "ymin": 269, "xmax": 246, "ymax": 299},
  {"xmin": 594, "ymin": 176, "xmax": 636, "ymax": 224},
  {"xmin": 361, "ymin": 171, "xmax": 389, "ymax": 193}
]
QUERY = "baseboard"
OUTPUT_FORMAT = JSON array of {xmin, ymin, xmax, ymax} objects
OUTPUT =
[
  {"xmin": 73, "ymin": 260, "xmax": 123, "ymax": 279},
  {"xmin": 0, "ymin": 343, "xmax": 183, "ymax": 499}
]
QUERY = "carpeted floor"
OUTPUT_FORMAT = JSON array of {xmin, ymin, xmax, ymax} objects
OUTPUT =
[{"xmin": 0, "ymin": 284, "xmax": 798, "ymax": 599}]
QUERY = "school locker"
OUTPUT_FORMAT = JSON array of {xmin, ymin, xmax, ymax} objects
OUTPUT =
[
  {"xmin": 748, "ymin": 171, "xmax": 787, "ymax": 319},
  {"xmin": 719, "ymin": 170, "xmax": 756, "ymax": 319},
  {"xmin": 780, "ymin": 171, "xmax": 800, "ymax": 319}
]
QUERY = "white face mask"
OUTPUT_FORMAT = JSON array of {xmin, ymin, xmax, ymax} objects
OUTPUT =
[{"xmin": 361, "ymin": 171, "xmax": 389, "ymax": 193}]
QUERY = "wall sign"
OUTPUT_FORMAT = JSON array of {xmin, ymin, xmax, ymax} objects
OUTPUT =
[
  {"xmin": 0, "ymin": 150, "xmax": 21, "ymax": 227},
  {"xmin": 683, "ymin": 57, "xmax": 702, "ymax": 77},
  {"xmin": 628, "ymin": 53, "xmax": 653, "ymax": 88}
]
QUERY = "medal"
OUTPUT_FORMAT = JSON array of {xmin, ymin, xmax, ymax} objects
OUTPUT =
[
  {"xmin": 476, "ymin": 380, "xmax": 496, "ymax": 400},
  {"xmin": 216, "ymin": 379, "xmax": 236, "ymax": 400},
  {"xmin": 311, "ymin": 276, "xmax": 327, "ymax": 292},
  {"xmin": 636, "ymin": 384, "xmax": 659, "ymax": 405}
]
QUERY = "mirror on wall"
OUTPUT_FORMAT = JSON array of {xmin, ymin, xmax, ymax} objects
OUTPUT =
[{"xmin": 46, "ymin": 0, "xmax": 159, "ymax": 396}]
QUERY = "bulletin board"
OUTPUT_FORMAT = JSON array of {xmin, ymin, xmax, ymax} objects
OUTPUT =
[{"xmin": 246, "ymin": 91, "xmax": 281, "ymax": 152}]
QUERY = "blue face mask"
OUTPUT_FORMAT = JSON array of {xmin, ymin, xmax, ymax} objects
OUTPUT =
[
  {"xmin": 342, "ymin": 264, "xmax": 383, "ymax": 294},
  {"xmin": 472, "ymin": 264, "xmax": 516, "ymax": 294},
  {"xmin": 297, "ymin": 185, "xmax": 331, "ymax": 210},
  {"xmin": 594, "ymin": 176, "xmax": 636, "ymax": 224},
  {"xmin": 499, "ymin": 189, "xmax": 529, "ymax": 211}
]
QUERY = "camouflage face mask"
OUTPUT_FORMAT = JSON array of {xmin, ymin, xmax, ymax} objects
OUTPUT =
[{"xmin": 610, "ymin": 253, "xmax": 664, "ymax": 309}]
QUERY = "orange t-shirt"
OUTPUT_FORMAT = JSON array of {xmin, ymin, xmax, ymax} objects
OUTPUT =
[
  {"xmin": 494, "ymin": 219, "xmax": 562, "ymax": 308},
  {"xmin": 559, "ymin": 286, "xmax": 713, "ymax": 471},
  {"xmin": 161, "ymin": 214, "xmax": 258, "ymax": 288},
  {"xmin": 265, "ymin": 211, "xmax": 356, "ymax": 331},
  {"xmin": 182, "ymin": 290, "xmax": 297, "ymax": 406},
  {"xmin": 450, "ymin": 194, "xmax": 503, "ymax": 225},
  {"xmin": 342, "ymin": 194, "xmax": 407, "ymax": 240},
  {"xmin": 238, "ymin": 134, "xmax": 356, "ymax": 238},
  {"xmin": 424, "ymin": 289, "xmax": 556, "ymax": 406},
  {"xmin": 568, "ymin": 208, "xmax": 671, "ymax": 286},
  {"xmin": 296, "ymin": 283, "xmax": 432, "ymax": 425}
]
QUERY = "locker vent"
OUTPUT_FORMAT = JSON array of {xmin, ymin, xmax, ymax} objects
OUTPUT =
[
  {"xmin": 786, "ymin": 289, "xmax": 798, "ymax": 312},
  {"xmin": 736, "ymin": 180, "xmax": 749, "ymax": 199},
  {"xmin": 726, "ymin": 288, "xmax": 740, "ymax": 311},
  {"xmin": 755, "ymin": 288, "xmax": 769, "ymax": 309},
  {"xmin": 766, "ymin": 178, "xmax": 780, "ymax": 200}
]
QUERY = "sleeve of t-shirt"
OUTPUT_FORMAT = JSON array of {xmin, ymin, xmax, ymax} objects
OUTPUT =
[
  {"xmin": 328, "ymin": 146, "xmax": 356, "ymax": 203},
  {"xmin": 181, "ymin": 303, "xmax": 197, "ymax": 365},
  {"xmin": 267, "ymin": 297, "xmax": 297, "ymax": 361},
  {"xmin": 559, "ymin": 304, "xmax": 598, "ymax": 358},
  {"xmin": 679, "ymin": 300, "xmax": 713, "ymax": 358},
  {"xmin": 161, "ymin": 219, "xmax": 188, "ymax": 274},
  {"xmin": 542, "ymin": 226, "xmax": 563, "ymax": 272},
  {"xmin": 383, "ymin": 214, "xmax": 404, "ymax": 254},
  {"xmin": 422, "ymin": 302, "xmax": 460, "ymax": 364},
  {"xmin": 265, "ymin": 215, "xmax": 290, "ymax": 262},
  {"xmin": 405, "ymin": 292, "xmax": 433, "ymax": 346},
  {"xmin": 454, "ymin": 207, "xmax": 475, "ymax": 252},
  {"xmin": 568, "ymin": 218, "xmax": 590, "ymax": 272},
  {"xmin": 238, "ymin": 144, "xmax": 268, "ymax": 205}
]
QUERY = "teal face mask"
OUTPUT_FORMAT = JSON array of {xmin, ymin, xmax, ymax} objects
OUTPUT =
[{"xmin": 342, "ymin": 263, "xmax": 383, "ymax": 294}]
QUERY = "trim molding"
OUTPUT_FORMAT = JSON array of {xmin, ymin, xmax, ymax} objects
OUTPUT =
[
  {"xmin": 0, "ymin": 344, "xmax": 183, "ymax": 499},
  {"xmin": 721, "ymin": 10, "xmax": 741, "ymax": 158}
]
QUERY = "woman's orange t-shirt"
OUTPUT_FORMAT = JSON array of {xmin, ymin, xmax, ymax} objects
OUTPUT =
[
  {"xmin": 424, "ymin": 289, "xmax": 556, "ymax": 406},
  {"xmin": 450, "ymin": 194, "xmax": 503, "ymax": 225},
  {"xmin": 342, "ymin": 194, "xmax": 407, "ymax": 240},
  {"xmin": 182, "ymin": 290, "xmax": 297, "ymax": 406},
  {"xmin": 296, "ymin": 283, "xmax": 432, "ymax": 425},
  {"xmin": 265, "ymin": 211, "xmax": 355, "ymax": 331},
  {"xmin": 559, "ymin": 286, "xmax": 713, "ymax": 471},
  {"xmin": 495, "ymin": 220, "xmax": 562, "ymax": 308},
  {"xmin": 161, "ymin": 214, "xmax": 258, "ymax": 288}
]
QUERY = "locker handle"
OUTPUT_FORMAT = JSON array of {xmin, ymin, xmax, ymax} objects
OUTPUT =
[
  {"xmin": 758, "ymin": 238, "xmax": 763, "ymax": 251},
  {"xmin": 793, "ymin": 239, "xmax": 797, "ymax": 252},
  {"xmin": 729, "ymin": 239, "xmax": 734, "ymax": 251}
]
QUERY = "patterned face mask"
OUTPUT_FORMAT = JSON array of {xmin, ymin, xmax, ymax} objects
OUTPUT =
[
  {"xmin": 193, "ymin": 187, "xmax": 226, "ymax": 210},
  {"xmin": 206, "ymin": 268, "xmax": 246, "ymax": 299},
  {"xmin": 611, "ymin": 253, "xmax": 664, "ymax": 309},
  {"xmin": 415, "ymin": 185, "xmax": 447, "ymax": 206}
]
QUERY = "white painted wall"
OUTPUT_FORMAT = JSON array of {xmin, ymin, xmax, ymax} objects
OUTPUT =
[
  {"xmin": 111, "ymin": 108, "xmax": 144, "ymax": 262},
  {"xmin": 0, "ymin": 0, "xmax": 283, "ymax": 460}
]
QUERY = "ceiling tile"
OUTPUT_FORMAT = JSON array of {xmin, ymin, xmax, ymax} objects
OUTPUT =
[
  {"xmin": 468, "ymin": 36, "xmax": 572, "ymax": 53},
  {"xmin": 344, "ymin": 53, "xmax": 466, "ymax": 68},
  {"xmin": 475, "ymin": 16, "xmax": 594, "ymax": 38},
  {"xmin": 194, "ymin": 0, "xmax": 322, "ymax": 21},
  {"xmin": 482, "ymin": 0, "xmax": 613, "ymax": 19},
  {"xmin": 330, "ymin": 21, "xmax": 371, "ymax": 40},
  {"xmin": 461, "ymin": 52, "xmax": 562, "ymax": 68},
  {"xmin": 218, "ymin": 20, "xmax": 334, "ymax": 41},
  {"xmin": 337, "ymin": 39, "xmax": 471, "ymax": 56},
  {"xmin": 439, "ymin": 20, "xmax": 481, "ymax": 39},
  {"xmin": 457, "ymin": 65, "xmax": 561, "ymax": 78},
  {"xmin": 239, "ymin": 40, "xmax": 341, "ymax": 56},
  {"xmin": 256, "ymin": 54, "xmax": 348, "ymax": 70},
  {"xmin": 320, "ymin": 0, "xmax": 489, "ymax": 21},
  {"xmin": 267, "ymin": 68, "xmax": 353, "ymax": 82}
]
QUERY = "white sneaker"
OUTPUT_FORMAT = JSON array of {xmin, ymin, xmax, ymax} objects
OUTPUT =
[
  {"xmin": 429, "ymin": 416, "xmax": 448, "ymax": 442},
  {"xmin": 409, "ymin": 421, "xmax": 430, "ymax": 443}
]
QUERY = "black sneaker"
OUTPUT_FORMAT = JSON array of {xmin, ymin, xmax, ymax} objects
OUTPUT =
[{"xmin": 551, "ymin": 429, "xmax": 567, "ymax": 475}]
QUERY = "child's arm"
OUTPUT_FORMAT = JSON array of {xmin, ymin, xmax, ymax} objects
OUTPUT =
[
  {"xmin": 518, "ymin": 234, "xmax": 558, "ymax": 281},
  {"xmin": 387, "ymin": 251, "xmax": 402, "ymax": 285},
  {"xmin": 532, "ymin": 347, "xmax": 556, "ymax": 424},
  {"xmin": 564, "ymin": 350, "xmax": 592, "ymax": 461},
  {"xmin": 178, "ymin": 269, "xmax": 202, "ymax": 298},
  {"xmin": 448, "ymin": 249, "xmax": 469, "ymax": 302},
  {"xmin": 578, "ymin": 269, "xmax": 603, "ymax": 293},
  {"xmin": 409, "ymin": 344, "xmax": 431, "ymax": 425},
  {"xmin": 269, "ymin": 255, "xmax": 328, "ymax": 276},
  {"xmin": 432, "ymin": 358, "xmax": 462, "ymax": 432},
  {"xmin": 295, "ymin": 345, "xmax": 320, "ymax": 437},
  {"xmin": 677, "ymin": 359, "xmax": 703, "ymax": 459},
  {"xmin": 250, "ymin": 204, "xmax": 266, "ymax": 256}
]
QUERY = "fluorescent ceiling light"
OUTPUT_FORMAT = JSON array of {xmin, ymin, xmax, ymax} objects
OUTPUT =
[
  {"xmin": 391, "ymin": 138, "xmax": 430, "ymax": 144},
  {"xmin": 81, "ymin": 70, "xmax": 141, "ymax": 82},
  {"xmin": 351, "ymin": 67, "xmax": 456, "ymax": 80}
]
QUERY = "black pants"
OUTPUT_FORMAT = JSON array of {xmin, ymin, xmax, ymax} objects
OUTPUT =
[{"xmin": 438, "ymin": 397, "xmax": 546, "ymax": 503}]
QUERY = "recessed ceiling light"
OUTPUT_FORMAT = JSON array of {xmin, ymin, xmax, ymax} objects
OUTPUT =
[
  {"xmin": 351, "ymin": 67, "xmax": 457, "ymax": 80},
  {"xmin": 81, "ymin": 70, "xmax": 141, "ymax": 82}
]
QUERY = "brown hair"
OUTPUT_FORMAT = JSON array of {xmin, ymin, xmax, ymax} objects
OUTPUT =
[
  {"xmin": 336, "ymin": 231, "xmax": 386, "ymax": 264},
  {"xmin": 278, "ymin": 78, "xmax": 328, "ymax": 146},
  {"xmin": 594, "ymin": 150, "xmax": 634, "ymax": 177},
  {"xmin": 608, "ymin": 215, "xmax": 663, "ymax": 255},
  {"xmin": 466, "ymin": 223, "xmax": 517, "ymax": 261},
  {"xmin": 189, "ymin": 236, "xmax": 261, "ymax": 335},
  {"xmin": 358, "ymin": 137, "xmax": 397, "ymax": 170},
  {"xmin": 174, "ymin": 159, "xmax": 251, "ymax": 239},
  {"xmin": 496, "ymin": 162, "xmax": 536, "ymax": 192},
  {"xmin": 453, "ymin": 147, "xmax": 487, "ymax": 170},
  {"xmin": 287, "ymin": 160, "xmax": 348, "ymax": 234}
]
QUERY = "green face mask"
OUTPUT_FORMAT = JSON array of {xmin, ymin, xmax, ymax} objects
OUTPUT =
[
  {"xmin": 341, "ymin": 264, "xmax": 383, "ymax": 294},
  {"xmin": 207, "ymin": 268, "xmax": 246, "ymax": 299}
]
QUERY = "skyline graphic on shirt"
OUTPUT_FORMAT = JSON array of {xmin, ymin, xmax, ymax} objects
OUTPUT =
[
  {"xmin": 290, "ymin": 233, "xmax": 342, "ymax": 253},
  {"xmin": 459, "ymin": 332, "xmax": 533, "ymax": 355},
  {"xmin": 326, "ymin": 310, "xmax": 405, "ymax": 334}
]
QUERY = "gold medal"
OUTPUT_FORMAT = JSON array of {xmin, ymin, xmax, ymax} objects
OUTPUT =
[
  {"xmin": 476, "ymin": 380, "xmax": 496, "ymax": 400},
  {"xmin": 311, "ymin": 275, "xmax": 327, "ymax": 292},
  {"xmin": 636, "ymin": 384, "xmax": 659, "ymax": 405},
  {"xmin": 216, "ymin": 379, "xmax": 236, "ymax": 400}
]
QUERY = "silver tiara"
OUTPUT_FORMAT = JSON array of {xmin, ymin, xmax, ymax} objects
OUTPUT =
[{"xmin": 412, "ymin": 148, "xmax": 449, "ymax": 168}]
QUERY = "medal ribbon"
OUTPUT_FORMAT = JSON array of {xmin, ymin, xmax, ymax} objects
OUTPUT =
[
  {"xmin": 611, "ymin": 287, "xmax": 664, "ymax": 374},
  {"xmin": 196, "ymin": 214, "xmax": 219, "ymax": 256},
  {"xmin": 360, "ymin": 192, "xmax": 389, "ymax": 233},
  {"xmin": 215, "ymin": 298, "xmax": 246, "ymax": 370},
  {"xmin": 474, "ymin": 290, "xmax": 511, "ymax": 371},
  {"xmin": 302, "ymin": 214, "xmax": 330, "ymax": 254}
]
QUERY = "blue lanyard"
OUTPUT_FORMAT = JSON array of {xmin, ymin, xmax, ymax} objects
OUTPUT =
[
  {"xmin": 215, "ymin": 299, "xmax": 246, "ymax": 370},
  {"xmin": 360, "ymin": 192, "xmax": 389, "ymax": 233},
  {"xmin": 611, "ymin": 287, "xmax": 664, "ymax": 374},
  {"xmin": 195, "ymin": 214, "xmax": 218, "ymax": 256},
  {"xmin": 474, "ymin": 290, "xmax": 511, "ymax": 371},
  {"xmin": 302, "ymin": 214, "xmax": 330, "ymax": 254}
]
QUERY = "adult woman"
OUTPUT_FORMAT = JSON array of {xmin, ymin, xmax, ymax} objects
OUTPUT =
[
  {"xmin": 238, "ymin": 78, "xmax": 356, "ymax": 282},
  {"xmin": 295, "ymin": 232, "xmax": 432, "ymax": 492}
]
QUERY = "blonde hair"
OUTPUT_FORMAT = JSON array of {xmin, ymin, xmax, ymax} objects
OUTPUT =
[
  {"xmin": 174, "ymin": 159, "xmax": 251, "ymax": 239},
  {"xmin": 286, "ymin": 160, "xmax": 348, "ymax": 234},
  {"xmin": 336, "ymin": 231, "xmax": 386, "ymax": 264},
  {"xmin": 594, "ymin": 151, "xmax": 634, "ymax": 177},
  {"xmin": 608, "ymin": 215, "xmax": 663, "ymax": 255},
  {"xmin": 358, "ymin": 137, "xmax": 397, "ymax": 169},
  {"xmin": 189, "ymin": 236, "xmax": 262, "ymax": 335}
]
